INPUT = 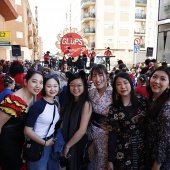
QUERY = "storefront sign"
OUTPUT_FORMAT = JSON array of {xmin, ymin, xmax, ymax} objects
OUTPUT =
[{"xmin": 0, "ymin": 31, "xmax": 10, "ymax": 46}]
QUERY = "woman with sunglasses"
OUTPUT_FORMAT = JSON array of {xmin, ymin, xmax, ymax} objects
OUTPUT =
[
  {"xmin": 0, "ymin": 69, "xmax": 43, "ymax": 170},
  {"xmin": 62, "ymin": 70, "xmax": 92, "ymax": 170},
  {"xmin": 24, "ymin": 74, "xmax": 60, "ymax": 170},
  {"xmin": 0, "ymin": 75, "xmax": 15, "ymax": 103}
]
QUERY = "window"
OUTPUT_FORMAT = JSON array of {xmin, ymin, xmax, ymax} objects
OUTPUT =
[
  {"xmin": 16, "ymin": 15, "xmax": 22, "ymax": 22},
  {"xmin": 15, "ymin": 0, "xmax": 21, "ymax": 5},
  {"xmin": 16, "ymin": 31, "xmax": 23, "ymax": 38},
  {"xmin": 159, "ymin": 0, "xmax": 170, "ymax": 20}
]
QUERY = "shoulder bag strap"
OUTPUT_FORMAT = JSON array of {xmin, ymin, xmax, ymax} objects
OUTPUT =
[{"xmin": 45, "ymin": 103, "xmax": 56, "ymax": 138}]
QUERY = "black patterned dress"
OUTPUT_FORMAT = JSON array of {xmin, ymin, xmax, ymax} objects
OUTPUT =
[
  {"xmin": 108, "ymin": 94, "xmax": 147, "ymax": 170},
  {"xmin": 146, "ymin": 100, "xmax": 170, "ymax": 170}
]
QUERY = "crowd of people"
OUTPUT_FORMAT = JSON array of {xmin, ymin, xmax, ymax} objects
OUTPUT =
[{"xmin": 0, "ymin": 56, "xmax": 170, "ymax": 170}]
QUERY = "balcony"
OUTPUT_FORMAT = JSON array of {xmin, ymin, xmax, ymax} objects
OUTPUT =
[
  {"xmin": 134, "ymin": 29, "xmax": 145, "ymax": 35},
  {"xmin": 140, "ymin": 44, "xmax": 145, "ymax": 48},
  {"xmin": 81, "ymin": 12, "xmax": 95, "ymax": 23},
  {"xmin": 27, "ymin": 15, "xmax": 32, "ymax": 24},
  {"xmin": 0, "ymin": 0, "xmax": 18, "ymax": 21},
  {"xmin": 29, "ymin": 43, "xmax": 34, "ymax": 49},
  {"xmin": 28, "ymin": 30, "xmax": 33, "ymax": 36},
  {"xmin": 135, "ymin": 13, "xmax": 146, "ymax": 20},
  {"xmin": 82, "ymin": 27, "xmax": 95, "ymax": 34},
  {"xmin": 81, "ymin": 0, "xmax": 96, "ymax": 8},
  {"xmin": 135, "ymin": 0, "xmax": 147, "ymax": 7}
]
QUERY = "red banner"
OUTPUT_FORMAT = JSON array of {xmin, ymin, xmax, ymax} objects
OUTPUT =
[{"xmin": 60, "ymin": 33, "xmax": 84, "ymax": 57}]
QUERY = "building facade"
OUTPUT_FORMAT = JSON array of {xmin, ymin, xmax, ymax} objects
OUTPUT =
[
  {"xmin": 66, "ymin": 0, "xmax": 159, "ymax": 66},
  {"xmin": 0, "ymin": 0, "xmax": 41, "ymax": 61}
]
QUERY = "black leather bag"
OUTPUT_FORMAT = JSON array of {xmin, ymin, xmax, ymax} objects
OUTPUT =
[
  {"xmin": 23, "ymin": 104, "xmax": 56, "ymax": 162},
  {"xmin": 83, "ymin": 129, "xmax": 97, "ymax": 163},
  {"xmin": 23, "ymin": 139, "xmax": 44, "ymax": 162}
]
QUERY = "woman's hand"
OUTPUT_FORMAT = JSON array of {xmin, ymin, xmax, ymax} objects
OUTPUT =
[
  {"xmin": 45, "ymin": 138, "xmax": 54, "ymax": 146},
  {"xmin": 108, "ymin": 162, "xmax": 114, "ymax": 170},
  {"xmin": 64, "ymin": 145, "xmax": 70, "ymax": 158},
  {"xmin": 151, "ymin": 161, "xmax": 161, "ymax": 170}
]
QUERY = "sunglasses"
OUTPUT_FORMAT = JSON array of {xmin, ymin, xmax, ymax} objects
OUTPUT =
[{"xmin": 44, "ymin": 74, "xmax": 58, "ymax": 79}]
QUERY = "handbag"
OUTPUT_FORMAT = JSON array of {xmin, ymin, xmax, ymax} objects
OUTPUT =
[
  {"xmin": 83, "ymin": 128, "xmax": 97, "ymax": 163},
  {"xmin": 22, "ymin": 104, "xmax": 56, "ymax": 162}
]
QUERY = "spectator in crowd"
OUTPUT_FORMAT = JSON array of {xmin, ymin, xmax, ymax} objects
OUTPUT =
[
  {"xmin": 141, "ymin": 59, "xmax": 150, "ymax": 74},
  {"xmin": 24, "ymin": 74, "xmax": 60, "ymax": 170},
  {"xmin": 44, "ymin": 51, "xmax": 51, "ymax": 66},
  {"xmin": 108, "ymin": 72, "xmax": 147, "ymax": 170},
  {"xmin": 0, "ymin": 75, "xmax": 15, "ymax": 103},
  {"xmin": 0, "ymin": 70, "xmax": 43, "ymax": 170},
  {"xmin": 0, "ymin": 65, "xmax": 6, "ymax": 93},
  {"xmin": 146, "ymin": 66, "xmax": 170, "ymax": 169},
  {"xmin": 88, "ymin": 64, "xmax": 112, "ymax": 170},
  {"xmin": 135, "ymin": 74, "xmax": 149, "ymax": 98},
  {"xmin": 8, "ymin": 60, "xmax": 25, "ymax": 87},
  {"xmin": 81, "ymin": 45, "xmax": 89, "ymax": 69},
  {"xmin": 62, "ymin": 70, "xmax": 92, "ymax": 170}
]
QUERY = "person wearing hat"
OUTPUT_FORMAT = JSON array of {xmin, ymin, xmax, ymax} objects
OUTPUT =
[
  {"xmin": 89, "ymin": 48, "xmax": 96, "ymax": 68},
  {"xmin": 104, "ymin": 47, "xmax": 112, "ymax": 70},
  {"xmin": 44, "ymin": 51, "xmax": 51, "ymax": 66}
]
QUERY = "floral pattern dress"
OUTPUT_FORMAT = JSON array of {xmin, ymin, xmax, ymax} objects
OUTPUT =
[
  {"xmin": 146, "ymin": 100, "xmax": 170, "ymax": 170},
  {"xmin": 108, "ymin": 94, "xmax": 147, "ymax": 170},
  {"xmin": 88, "ymin": 85, "xmax": 112, "ymax": 170}
]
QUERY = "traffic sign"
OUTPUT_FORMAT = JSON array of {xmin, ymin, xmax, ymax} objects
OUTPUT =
[
  {"xmin": 134, "ymin": 38, "xmax": 141, "ymax": 45},
  {"xmin": 134, "ymin": 45, "xmax": 140, "ymax": 54}
]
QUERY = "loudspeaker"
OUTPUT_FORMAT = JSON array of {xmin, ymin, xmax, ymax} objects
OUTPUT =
[
  {"xmin": 146, "ymin": 47, "xmax": 153, "ymax": 57},
  {"xmin": 12, "ymin": 45, "xmax": 21, "ymax": 56}
]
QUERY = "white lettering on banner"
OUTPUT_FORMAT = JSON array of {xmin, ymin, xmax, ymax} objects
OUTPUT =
[{"xmin": 61, "ymin": 38, "xmax": 83, "ymax": 45}]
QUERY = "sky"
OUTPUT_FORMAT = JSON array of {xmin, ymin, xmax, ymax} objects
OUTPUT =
[{"xmin": 29, "ymin": 0, "xmax": 67, "ymax": 54}]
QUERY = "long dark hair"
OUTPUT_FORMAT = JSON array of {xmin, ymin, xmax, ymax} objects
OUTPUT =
[
  {"xmin": 9, "ymin": 61, "xmax": 24, "ymax": 76},
  {"xmin": 62, "ymin": 70, "xmax": 90, "ymax": 141},
  {"xmin": 147, "ymin": 66, "xmax": 170, "ymax": 118},
  {"xmin": 112, "ymin": 72, "xmax": 139, "ymax": 108}
]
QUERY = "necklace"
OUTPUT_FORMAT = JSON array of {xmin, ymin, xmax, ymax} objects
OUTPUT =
[{"xmin": 124, "ymin": 100, "xmax": 131, "ymax": 107}]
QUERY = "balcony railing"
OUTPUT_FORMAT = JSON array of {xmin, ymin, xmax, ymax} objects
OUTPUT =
[
  {"xmin": 82, "ymin": 27, "xmax": 95, "ymax": 33},
  {"xmin": 81, "ymin": 12, "xmax": 95, "ymax": 20},
  {"xmin": 81, "ymin": 0, "xmax": 96, "ymax": 6},
  {"xmin": 135, "ymin": 0, "xmax": 147, "ymax": 4},
  {"xmin": 134, "ymin": 29, "xmax": 145, "ymax": 34},
  {"xmin": 135, "ymin": 14, "xmax": 146, "ymax": 19}
]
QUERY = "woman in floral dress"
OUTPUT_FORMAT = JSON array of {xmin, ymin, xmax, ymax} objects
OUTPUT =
[
  {"xmin": 88, "ymin": 64, "xmax": 112, "ymax": 170},
  {"xmin": 108, "ymin": 72, "xmax": 147, "ymax": 170},
  {"xmin": 146, "ymin": 66, "xmax": 170, "ymax": 170}
]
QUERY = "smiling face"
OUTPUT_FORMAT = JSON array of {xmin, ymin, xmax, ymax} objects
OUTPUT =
[
  {"xmin": 91, "ymin": 70, "xmax": 107, "ymax": 90},
  {"xmin": 69, "ymin": 78, "xmax": 84, "ymax": 101},
  {"xmin": 25, "ymin": 73, "xmax": 43, "ymax": 95},
  {"xmin": 116, "ymin": 77, "xmax": 131, "ymax": 98},
  {"xmin": 150, "ymin": 70, "xmax": 170, "ymax": 99},
  {"xmin": 44, "ymin": 78, "xmax": 59, "ymax": 98}
]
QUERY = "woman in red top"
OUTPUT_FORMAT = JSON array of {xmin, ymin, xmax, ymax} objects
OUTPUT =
[{"xmin": 135, "ymin": 74, "xmax": 149, "ymax": 98}]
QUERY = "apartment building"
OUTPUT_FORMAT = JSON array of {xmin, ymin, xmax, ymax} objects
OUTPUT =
[
  {"xmin": 0, "ymin": 0, "xmax": 41, "ymax": 61},
  {"xmin": 66, "ymin": 0, "xmax": 159, "ymax": 66},
  {"xmin": 157, "ymin": 0, "xmax": 170, "ymax": 63}
]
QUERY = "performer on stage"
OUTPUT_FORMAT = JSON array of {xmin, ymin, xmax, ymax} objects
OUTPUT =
[
  {"xmin": 104, "ymin": 47, "xmax": 112, "ymax": 70},
  {"xmin": 81, "ymin": 45, "xmax": 89, "ymax": 69},
  {"xmin": 63, "ymin": 47, "xmax": 73, "ymax": 68},
  {"xmin": 89, "ymin": 48, "xmax": 96, "ymax": 68}
]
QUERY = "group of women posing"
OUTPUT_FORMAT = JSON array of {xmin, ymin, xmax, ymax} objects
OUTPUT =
[{"xmin": 0, "ymin": 64, "xmax": 170, "ymax": 170}]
